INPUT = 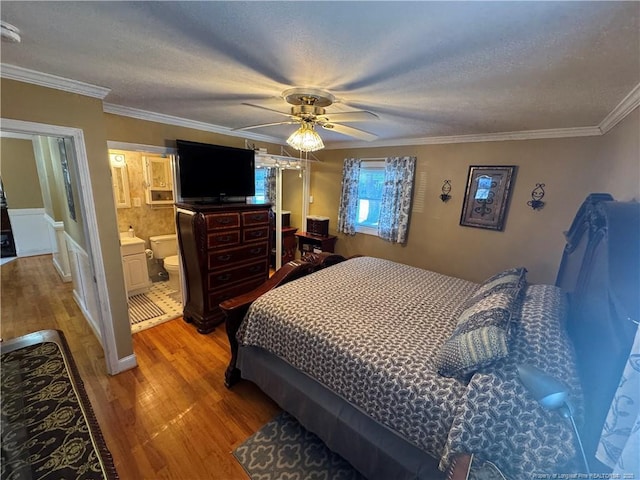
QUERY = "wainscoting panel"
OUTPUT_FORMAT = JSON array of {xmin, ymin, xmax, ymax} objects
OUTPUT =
[
  {"xmin": 7, "ymin": 208, "xmax": 52, "ymax": 257},
  {"xmin": 45, "ymin": 214, "xmax": 71, "ymax": 282},
  {"xmin": 65, "ymin": 232, "xmax": 102, "ymax": 344}
]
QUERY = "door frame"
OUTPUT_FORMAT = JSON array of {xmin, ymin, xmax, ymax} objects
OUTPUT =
[{"xmin": 2, "ymin": 118, "xmax": 121, "ymax": 374}]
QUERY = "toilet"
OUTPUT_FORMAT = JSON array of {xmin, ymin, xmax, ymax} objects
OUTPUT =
[{"xmin": 149, "ymin": 234, "xmax": 181, "ymax": 293}]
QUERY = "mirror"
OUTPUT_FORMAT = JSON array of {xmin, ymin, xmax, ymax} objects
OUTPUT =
[{"xmin": 109, "ymin": 153, "xmax": 131, "ymax": 208}]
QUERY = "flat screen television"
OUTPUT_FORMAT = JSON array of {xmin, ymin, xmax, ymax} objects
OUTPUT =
[{"xmin": 175, "ymin": 139, "xmax": 255, "ymax": 203}]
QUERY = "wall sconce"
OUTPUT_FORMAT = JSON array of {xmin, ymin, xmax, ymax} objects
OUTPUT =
[
  {"xmin": 527, "ymin": 183, "xmax": 545, "ymax": 210},
  {"xmin": 440, "ymin": 180, "xmax": 452, "ymax": 202}
]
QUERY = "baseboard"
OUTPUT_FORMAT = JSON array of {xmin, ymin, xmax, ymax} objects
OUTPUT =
[
  {"xmin": 52, "ymin": 256, "xmax": 72, "ymax": 282},
  {"xmin": 17, "ymin": 248, "xmax": 51, "ymax": 257},
  {"xmin": 115, "ymin": 354, "xmax": 138, "ymax": 374}
]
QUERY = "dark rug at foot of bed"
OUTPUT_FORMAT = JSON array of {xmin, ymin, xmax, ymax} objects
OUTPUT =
[
  {"xmin": 1, "ymin": 329, "xmax": 118, "ymax": 480},
  {"xmin": 233, "ymin": 411, "xmax": 365, "ymax": 480}
]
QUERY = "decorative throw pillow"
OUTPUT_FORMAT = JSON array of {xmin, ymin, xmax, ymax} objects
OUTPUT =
[
  {"xmin": 436, "ymin": 290, "xmax": 517, "ymax": 379},
  {"xmin": 465, "ymin": 267, "xmax": 527, "ymax": 307}
]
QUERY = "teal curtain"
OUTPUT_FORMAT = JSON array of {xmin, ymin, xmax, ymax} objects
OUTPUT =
[
  {"xmin": 378, "ymin": 156, "xmax": 416, "ymax": 244},
  {"xmin": 337, "ymin": 158, "xmax": 361, "ymax": 235}
]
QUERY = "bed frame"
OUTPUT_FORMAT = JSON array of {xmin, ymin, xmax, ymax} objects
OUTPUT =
[{"xmin": 221, "ymin": 194, "xmax": 639, "ymax": 478}]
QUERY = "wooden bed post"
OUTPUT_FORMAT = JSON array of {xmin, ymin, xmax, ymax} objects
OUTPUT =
[{"xmin": 220, "ymin": 253, "xmax": 347, "ymax": 387}]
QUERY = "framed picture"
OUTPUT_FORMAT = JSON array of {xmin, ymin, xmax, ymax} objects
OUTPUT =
[{"xmin": 460, "ymin": 165, "xmax": 516, "ymax": 231}]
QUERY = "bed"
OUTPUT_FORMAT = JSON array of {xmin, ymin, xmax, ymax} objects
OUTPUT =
[{"xmin": 221, "ymin": 194, "xmax": 639, "ymax": 479}]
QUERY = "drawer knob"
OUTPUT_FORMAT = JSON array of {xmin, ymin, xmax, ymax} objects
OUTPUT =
[
  {"xmin": 217, "ymin": 274, "xmax": 232, "ymax": 281},
  {"xmin": 217, "ymin": 254, "xmax": 232, "ymax": 261}
]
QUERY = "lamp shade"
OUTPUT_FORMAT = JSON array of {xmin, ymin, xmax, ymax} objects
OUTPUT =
[
  {"xmin": 517, "ymin": 364, "xmax": 570, "ymax": 411},
  {"xmin": 286, "ymin": 123, "xmax": 324, "ymax": 152}
]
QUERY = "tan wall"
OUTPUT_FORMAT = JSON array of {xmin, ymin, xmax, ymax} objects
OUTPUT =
[
  {"xmin": 311, "ymin": 111, "xmax": 639, "ymax": 285},
  {"xmin": 599, "ymin": 108, "xmax": 640, "ymax": 202},
  {"xmin": 1, "ymin": 78, "xmax": 132, "ymax": 361},
  {"xmin": 0, "ymin": 137, "xmax": 43, "ymax": 209},
  {"xmin": 282, "ymin": 168, "xmax": 304, "ymax": 231}
]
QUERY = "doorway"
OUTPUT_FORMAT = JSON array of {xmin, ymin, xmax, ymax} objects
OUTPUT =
[
  {"xmin": 107, "ymin": 142, "xmax": 182, "ymax": 333},
  {"xmin": 1, "ymin": 118, "xmax": 123, "ymax": 375}
]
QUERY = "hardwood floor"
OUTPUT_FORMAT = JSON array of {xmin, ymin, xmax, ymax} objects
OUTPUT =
[{"xmin": 1, "ymin": 255, "xmax": 280, "ymax": 479}]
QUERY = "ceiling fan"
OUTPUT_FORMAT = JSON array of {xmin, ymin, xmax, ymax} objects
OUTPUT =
[{"xmin": 235, "ymin": 87, "xmax": 379, "ymax": 143}]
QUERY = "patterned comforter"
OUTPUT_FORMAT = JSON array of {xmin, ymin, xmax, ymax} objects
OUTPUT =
[{"xmin": 238, "ymin": 256, "xmax": 580, "ymax": 477}]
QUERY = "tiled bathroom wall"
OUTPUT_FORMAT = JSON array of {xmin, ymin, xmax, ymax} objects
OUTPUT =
[{"xmin": 109, "ymin": 149, "xmax": 176, "ymax": 246}]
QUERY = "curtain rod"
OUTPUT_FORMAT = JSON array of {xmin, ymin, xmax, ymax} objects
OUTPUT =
[{"xmin": 359, "ymin": 157, "xmax": 387, "ymax": 161}]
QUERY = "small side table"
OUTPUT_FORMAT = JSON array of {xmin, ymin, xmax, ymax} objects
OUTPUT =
[{"xmin": 295, "ymin": 232, "xmax": 337, "ymax": 256}]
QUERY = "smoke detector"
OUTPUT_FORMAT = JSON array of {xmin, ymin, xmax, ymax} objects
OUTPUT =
[{"xmin": 1, "ymin": 21, "xmax": 21, "ymax": 43}]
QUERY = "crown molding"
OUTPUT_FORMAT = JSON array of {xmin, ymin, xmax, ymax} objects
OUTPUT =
[
  {"xmin": 103, "ymin": 103, "xmax": 285, "ymax": 145},
  {"xmin": 1, "ymin": 63, "xmax": 110, "ymax": 99},
  {"xmin": 599, "ymin": 83, "xmax": 640, "ymax": 134},
  {"xmin": 325, "ymin": 126, "xmax": 602, "ymax": 150},
  {"xmin": 106, "ymin": 141, "xmax": 176, "ymax": 154},
  {"xmin": 4, "ymin": 63, "xmax": 637, "ymax": 148}
]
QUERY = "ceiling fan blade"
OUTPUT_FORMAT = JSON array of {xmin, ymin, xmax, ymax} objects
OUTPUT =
[
  {"xmin": 234, "ymin": 120, "xmax": 299, "ymax": 132},
  {"xmin": 318, "ymin": 111, "xmax": 379, "ymax": 123},
  {"xmin": 242, "ymin": 102, "xmax": 293, "ymax": 118},
  {"xmin": 320, "ymin": 123, "xmax": 378, "ymax": 141}
]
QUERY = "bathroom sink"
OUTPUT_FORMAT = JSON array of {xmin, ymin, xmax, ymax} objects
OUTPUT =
[{"xmin": 120, "ymin": 234, "xmax": 145, "ymax": 256}]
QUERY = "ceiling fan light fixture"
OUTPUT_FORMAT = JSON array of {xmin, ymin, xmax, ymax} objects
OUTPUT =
[{"xmin": 286, "ymin": 122, "xmax": 324, "ymax": 152}]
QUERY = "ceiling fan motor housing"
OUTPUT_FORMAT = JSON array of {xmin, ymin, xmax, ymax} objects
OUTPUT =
[{"xmin": 291, "ymin": 104, "xmax": 326, "ymax": 121}]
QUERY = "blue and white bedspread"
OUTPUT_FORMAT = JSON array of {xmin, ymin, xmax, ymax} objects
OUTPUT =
[{"xmin": 238, "ymin": 256, "xmax": 581, "ymax": 477}]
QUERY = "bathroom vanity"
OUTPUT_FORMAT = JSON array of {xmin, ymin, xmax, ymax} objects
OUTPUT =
[
  {"xmin": 175, "ymin": 202, "xmax": 271, "ymax": 334},
  {"xmin": 120, "ymin": 234, "xmax": 151, "ymax": 297}
]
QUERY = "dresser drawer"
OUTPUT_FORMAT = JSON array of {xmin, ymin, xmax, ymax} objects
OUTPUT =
[
  {"xmin": 243, "ymin": 226, "xmax": 269, "ymax": 243},
  {"xmin": 207, "ymin": 230, "xmax": 241, "ymax": 249},
  {"xmin": 206, "ymin": 212, "xmax": 240, "ymax": 230},
  {"xmin": 208, "ymin": 260, "xmax": 269, "ymax": 289},
  {"xmin": 242, "ymin": 210, "xmax": 270, "ymax": 226},
  {"xmin": 208, "ymin": 276, "xmax": 267, "ymax": 312},
  {"xmin": 208, "ymin": 242, "xmax": 268, "ymax": 270}
]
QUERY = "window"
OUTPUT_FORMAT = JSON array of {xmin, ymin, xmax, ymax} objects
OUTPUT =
[
  {"xmin": 338, "ymin": 156, "xmax": 415, "ymax": 243},
  {"xmin": 355, "ymin": 161, "xmax": 385, "ymax": 234},
  {"xmin": 253, "ymin": 168, "xmax": 267, "ymax": 203}
]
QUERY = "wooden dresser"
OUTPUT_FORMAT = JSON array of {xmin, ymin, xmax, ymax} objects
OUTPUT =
[{"xmin": 176, "ymin": 202, "xmax": 271, "ymax": 334}]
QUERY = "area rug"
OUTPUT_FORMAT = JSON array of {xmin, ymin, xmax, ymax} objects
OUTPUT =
[
  {"xmin": 129, "ymin": 283, "xmax": 182, "ymax": 333},
  {"xmin": 1, "ymin": 329, "xmax": 118, "ymax": 479},
  {"xmin": 233, "ymin": 411, "xmax": 365, "ymax": 480},
  {"xmin": 128, "ymin": 292, "xmax": 165, "ymax": 324}
]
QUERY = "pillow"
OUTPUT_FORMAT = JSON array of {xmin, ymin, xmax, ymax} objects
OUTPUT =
[
  {"xmin": 436, "ymin": 290, "xmax": 518, "ymax": 379},
  {"xmin": 465, "ymin": 267, "xmax": 527, "ymax": 307}
]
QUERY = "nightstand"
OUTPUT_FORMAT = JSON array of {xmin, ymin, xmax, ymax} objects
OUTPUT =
[{"xmin": 295, "ymin": 232, "xmax": 337, "ymax": 256}]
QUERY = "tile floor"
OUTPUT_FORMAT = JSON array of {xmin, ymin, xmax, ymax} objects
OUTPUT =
[{"xmin": 129, "ymin": 280, "xmax": 183, "ymax": 333}]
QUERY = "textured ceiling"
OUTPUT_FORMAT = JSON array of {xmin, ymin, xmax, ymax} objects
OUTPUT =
[{"xmin": 1, "ymin": 1, "xmax": 639, "ymax": 148}]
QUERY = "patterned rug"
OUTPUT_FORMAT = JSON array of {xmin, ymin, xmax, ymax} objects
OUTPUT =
[
  {"xmin": 1, "ymin": 329, "xmax": 118, "ymax": 479},
  {"xmin": 234, "ymin": 412, "xmax": 508, "ymax": 480},
  {"xmin": 128, "ymin": 282, "xmax": 183, "ymax": 333},
  {"xmin": 128, "ymin": 292, "xmax": 165, "ymax": 324},
  {"xmin": 233, "ymin": 412, "xmax": 364, "ymax": 480}
]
